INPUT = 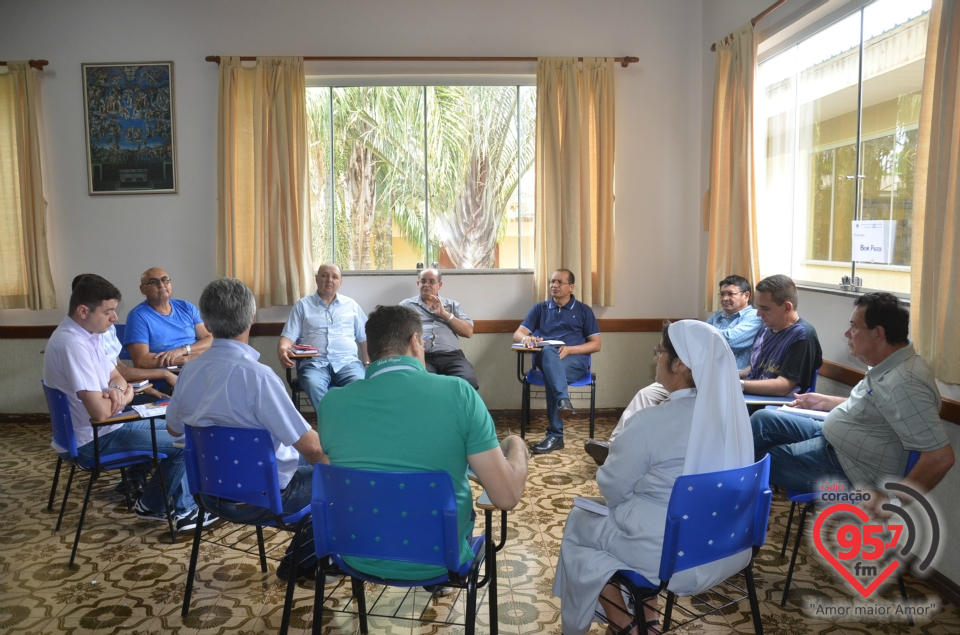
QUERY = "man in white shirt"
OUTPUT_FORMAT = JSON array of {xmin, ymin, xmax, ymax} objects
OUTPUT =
[
  {"xmin": 277, "ymin": 264, "xmax": 369, "ymax": 411},
  {"xmin": 166, "ymin": 277, "xmax": 328, "ymax": 582},
  {"xmin": 42, "ymin": 274, "xmax": 211, "ymax": 532}
]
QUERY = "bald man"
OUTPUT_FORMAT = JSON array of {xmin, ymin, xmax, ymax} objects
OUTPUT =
[
  {"xmin": 124, "ymin": 267, "xmax": 213, "ymax": 369},
  {"xmin": 278, "ymin": 263, "xmax": 369, "ymax": 412}
]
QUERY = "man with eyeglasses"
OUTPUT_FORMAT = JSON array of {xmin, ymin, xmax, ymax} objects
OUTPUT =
[
  {"xmin": 278, "ymin": 263, "xmax": 369, "ymax": 412},
  {"xmin": 513, "ymin": 269, "xmax": 602, "ymax": 454},
  {"xmin": 125, "ymin": 267, "xmax": 213, "ymax": 370},
  {"xmin": 399, "ymin": 268, "xmax": 479, "ymax": 389},
  {"xmin": 584, "ymin": 274, "xmax": 762, "ymax": 466}
]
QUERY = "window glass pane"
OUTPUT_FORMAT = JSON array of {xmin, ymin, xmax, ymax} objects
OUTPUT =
[
  {"xmin": 518, "ymin": 85, "xmax": 536, "ymax": 269},
  {"xmin": 306, "ymin": 87, "xmax": 332, "ymax": 268},
  {"xmin": 757, "ymin": 0, "xmax": 929, "ymax": 293},
  {"xmin": 427, "ymin": 86, "xmax": 535, "ymax": 269}
]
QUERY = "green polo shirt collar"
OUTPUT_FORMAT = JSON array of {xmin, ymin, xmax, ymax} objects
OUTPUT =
[
  {"xmin": 365, "ymin": 355, "xmax": 425, "ymax": 379},
  {"xmin": 864, "ymin": 342, "xmax": 915, "ymax": 381}
]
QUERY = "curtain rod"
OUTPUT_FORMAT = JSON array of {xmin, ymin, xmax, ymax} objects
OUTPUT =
[
  {"xmin": 205, "ymin": 55, "xmax": 639, "ymax": 68},
  {"xmin": 710, "ymin": 0, "xmax": 788, "ymax": 51},
  {"xmin": 0, "ymin": 60, "xmax": 49, "ymax": 70}
]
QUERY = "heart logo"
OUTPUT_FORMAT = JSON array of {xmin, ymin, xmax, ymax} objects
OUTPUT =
[{"xmin": 812, "ymin": 503, "xmax": 900, "ymax": 598}]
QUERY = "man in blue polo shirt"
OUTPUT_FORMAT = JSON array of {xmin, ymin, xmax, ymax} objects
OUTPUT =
[{"xmin": 513, "ymin": 269, "xmax": 601, "ymax": 454}]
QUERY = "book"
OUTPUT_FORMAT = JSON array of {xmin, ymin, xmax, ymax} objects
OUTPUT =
[
  {"xmin": 293, "ymin": 344, "xmax": 319, "ymax": 352},
  {"xmin": 510, "ymin": 340, "xmax": 565, "ymax": 349},
  {"xmin": 573, "ymin": 496, "xmax": 609, "ymax": 516},
  {"xmin": 777, "ymin": 405, "xmax": 829, "ymax": 421},
  {"xmin": 131, "ymin": 380, "xmax": 149, "ymax": 389}
]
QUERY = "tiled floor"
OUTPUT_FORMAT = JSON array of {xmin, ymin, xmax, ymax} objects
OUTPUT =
[{"xmin": 2, "ymin": 412, "xmax": 959, "ymax": 635}]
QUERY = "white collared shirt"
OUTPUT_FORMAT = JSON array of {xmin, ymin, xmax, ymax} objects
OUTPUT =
[
  {"xmin": 43, "ymin": 317, "xmax": 123, "ymax": 451},
  {"xmin": 281, "ymin": 293, "xmax": 367, "ymax": 372}
]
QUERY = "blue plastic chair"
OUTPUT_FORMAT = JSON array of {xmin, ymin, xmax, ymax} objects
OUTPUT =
[
  {"xmin": 606, "ymin": 456, "xmax": 772, "ymax": 635},
  {"xmin": 519, "ymin": 352, "xmax": 597, "ymax": 439},
  {"xmin": 42, "ymin": 381, "xmax": 174, "ymax": 567},
  {"xmin": 181, "ymin": 424, "xmax": 313, "ymax": 635},
  {"xmin": 779, "ymin": 447, "xmax": 921, "ymax": 608},
  {"xmin": 113, "ymin": 323, "xmax": 132, "ymax": 361},
  {"xmin": 310, "ymin": 464, "xmax": 493, "ymax": 635}
]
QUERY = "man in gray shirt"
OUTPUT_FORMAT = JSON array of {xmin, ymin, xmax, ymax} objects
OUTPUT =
[
  {"xmin": 399, "ymin": 268, "xmax": 479, "ymax": 389},
  {"xmin": 751, "ymin": 293, "xmax": 954, "ymax": 515}
]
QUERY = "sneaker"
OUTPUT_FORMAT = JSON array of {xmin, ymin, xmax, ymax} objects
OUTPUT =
[
  {"xmin": 174, "ymin": 508, "xmax": 219, "ymax": 533},
  {"xmin": 277, "ymin": 553, "xmax": 320, "ymax": 583},
  {"xmin": 133, "ymin": 499, "xmax": 168, "ymax": 522},
  {"xmin": 422, "ymin": 584, "xmax": 454, "ymax": 597}
]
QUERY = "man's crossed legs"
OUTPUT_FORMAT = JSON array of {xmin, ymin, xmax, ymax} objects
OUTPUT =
[
  {"xmin": 299, "ymin": 360, "xmax": 366, "ymax": 412},
  {"xmin": 529, "ymin": 346, "xmax": 589, "ymax": 454},
  {"xmin": 750, "ymin": 408, "xmax": 850, "ymax": 491}
]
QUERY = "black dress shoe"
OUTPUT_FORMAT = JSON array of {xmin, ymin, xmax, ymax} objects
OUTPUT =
[
  {"xmin": 584, "ymin": 439, "xmax": 611, "ymax": 466},
  {"xmin": 529, "ymin": 435, "xmax": 564, "ymax": 454},
  {"xmin": 557, "ymin": 398, "xmax": 576, "ymax": 419}
]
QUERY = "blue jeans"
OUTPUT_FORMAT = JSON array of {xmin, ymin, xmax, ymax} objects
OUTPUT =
[
  {"xmin": 535, "ymin": 347, "xmax": 589, "ymax": 438},
  {"xmin": 299, "ymin": 360, "xmax": 366, "ymax": 413},
  {"xmin": 200, "ymin": 461, "xmax": 315, "ymax": 568},
  {"xmin": 750, "ymin": 409, "xmax": 850, "ymax": 491},
  {"xmin": 71, "ymin": 419, "xmax": 195, "ymax": 515}
]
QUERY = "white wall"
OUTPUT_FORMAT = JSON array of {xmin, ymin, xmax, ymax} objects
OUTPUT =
[{"xmin": 0, "ymin": 0, "xmax": 705, "ymax": 325}]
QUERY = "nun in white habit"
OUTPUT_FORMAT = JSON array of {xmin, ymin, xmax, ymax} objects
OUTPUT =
[{"xmin": 553, "ymin": 320, "xmax": 754, "ymax": 635}]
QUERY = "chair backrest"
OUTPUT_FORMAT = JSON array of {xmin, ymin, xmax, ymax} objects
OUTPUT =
[
  {"xmin": 806, "ymin": 368, "xmax": 819, "ymax": 393},
  {"xmin": 658, "ymin": 455, "xmax": 772, "ymax": 582},
  {"xmin": 42, "ymin": 381, "xmax": 79, "ymax": 459},
  {"xmin": 311, "ymin": 464, "xmax": 462, "ymax": 573},
  {"xmin": 183, "ymin": 424, "xmax": 284, "ymax": 515},
  {"xmin": 905, "ymin": 450, "xmax": 920, "ymax": 476},
  {"xmin": 114, "ymin": 324, "xmax": 132, "ymax": 361}
]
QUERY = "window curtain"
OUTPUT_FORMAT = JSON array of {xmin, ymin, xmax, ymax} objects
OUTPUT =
[
  {"xmin": 912, "ymin": 0, "xmax": 960, "ymax": 384},
  {"xmin": 534, "ymin": 57, "xmax": 615, "ymax": 306},
  {"xmin": 0, "ymin": 62, "xmax": 56, "ymax": 310},
  {"xmin": 216, "ymin": 56, "xmax": 313, "ymax": 308},
  {"xmin": 703, "ymin": 23, "xmax": 761, "ymax": 313}
]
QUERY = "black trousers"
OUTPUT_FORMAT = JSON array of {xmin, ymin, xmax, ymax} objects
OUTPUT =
[{"xmin": 424, "ymin": 350, "xmax": 480, "ymax": 389}]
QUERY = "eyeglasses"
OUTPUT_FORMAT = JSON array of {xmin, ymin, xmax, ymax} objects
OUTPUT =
[
  {"xmin": 143, "ymin": 276, "xmax": 171, "ymax": 288},
  {"xmin": 653, "ymin": 346, "xmax": 667, "ymax": 360},
  {"xmin": 549, "ymin": 280, "xmax": 570, "ymax": 287},
  {"xmin": 718, "ymin": 291, "xmax": 743, "ymax": 299},
  {"xmin": 418, "ymin": 278, "xmax": 440, "ymax": 285}
]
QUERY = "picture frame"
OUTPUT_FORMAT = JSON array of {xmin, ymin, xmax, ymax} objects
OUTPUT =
[{"xmin": 82, "ymin": 62, "xmax": 177, "ymax": 194}]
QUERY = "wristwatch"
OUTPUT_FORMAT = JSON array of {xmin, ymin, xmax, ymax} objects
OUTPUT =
[
  {"xmin": 109, "ymin": 383, "xmax": 123, "ymax": 392},
  {"xmin": 888, "ymin": 495, "xmax": 902, "ymax": 507},
  {"xmin": 185, "ymin": 344, "xmax": 192, "ymax": 356},
  {"xmin": 740, "ymin": 379, "xmax": 745, "ymax": 391}
]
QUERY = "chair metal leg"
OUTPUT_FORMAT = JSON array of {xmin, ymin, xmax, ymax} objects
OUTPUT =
[
  {"xmin": 149, "ymin": 419, "xmax": 177, "ymax": 544},
  {"xmin": 256, "ymin": 526, "xmax": 268, "ymax": 573},
  {"xmin": 313, "ymin": 559, "xmax": 326, "ymax": 635},
  {"xmin": 589, "ymin": 375, "xmax": 597, "ymax": 439},
  {"xmin": 744, "ymin": 564, "xmax": 764, "ymax": 635},
  {"xmin": 465, "ymin": 563, "xmax": 479, "ymax": 635},
  {"xmin": 781, "ymin": 502, "xmax": 813, "ymax": 606},
  {"xmin": 182, "ymin": 507, "xmax": 206, "ymax": 617},
  {"xmin": 662, "ymin": 591, "xmax": 675, "ymax": 631},
  {"xmin": 352, "ymin": 577, "xmax": 368, "ymax": 634},
  {"xmin": 69, "ymin": 473, "xmax": 98, "ymax": 568},
  {"xmin": 897, "ymin": 572, "xmax": 914, "ymax": 626},
  {"xmin": 780, "ymin": 501, "xmax": 798, "ymax": 558},
  {"xmin": 47, "ymin": 457, "xmax": 63, "ymax": 512},
  {"xmin": 486, "ymin": 532, "xmax": 498, "ymax": 635},
  {"xmin": 520, "ymin": 382, "xmax": 530, "ymax": 439},
  {"xmin": 280, "ymin": 515, "xmax": 311, "ymax": 635},
  {"xmin": 56, "ymin": 464, "xmax": 77, "ymax": 532}
]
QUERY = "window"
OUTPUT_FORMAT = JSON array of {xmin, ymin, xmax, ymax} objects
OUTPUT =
[
  {"xmin": 757, "ymin": 0, "xmax": 930, "ymax": 294},
  {"xmin": 305, "ymin": 84, "xmax": 536, "ymax": 271}
]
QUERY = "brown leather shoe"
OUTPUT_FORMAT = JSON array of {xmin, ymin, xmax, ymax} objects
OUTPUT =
[
  {"xmin": 558, "ymin": 398, "xmax": 576, "ymax": 419},
  {"xmin": 584, "ymin": 439, "xmax": 610, "ymax": 466}
]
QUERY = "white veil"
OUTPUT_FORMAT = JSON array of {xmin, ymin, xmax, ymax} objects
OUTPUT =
[{"xmin": 667, "ymin": 320, "xmax": 753, "ymax": 475}]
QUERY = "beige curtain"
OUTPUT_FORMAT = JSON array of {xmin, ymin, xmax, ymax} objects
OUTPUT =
[
  {"xmin": 534, "ymin": 57, "xmax": 615, "ymax": 306},
  {"xmin": 0, "ymin": 62, "xmax": 56, "ymax": 310},
  {"xmin": 217, "ymin": 56, "xmax": 313, "ymax": 308},
  {"xmin": 912, "ymin": 0, "xmax": 960, "ymax": 384},
  {"xmin": 703, "ymin": 23, "xmax": 761, "ymax": 313}
]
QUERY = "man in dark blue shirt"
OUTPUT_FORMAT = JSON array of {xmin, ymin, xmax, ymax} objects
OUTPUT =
[{"xmin": 513, "ymin": 269, "xmax": 601, "ymax": 454}]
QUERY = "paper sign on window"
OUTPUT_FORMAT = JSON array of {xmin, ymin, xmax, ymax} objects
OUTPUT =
[{"xmin": 852, "ymin": 221, "xmax": 895, "ymax": 264}]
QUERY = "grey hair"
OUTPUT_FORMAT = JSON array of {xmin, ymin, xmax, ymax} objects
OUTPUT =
[{"xmin": 199, "ymin": 277, "xmax": 256, "ymax": 339}]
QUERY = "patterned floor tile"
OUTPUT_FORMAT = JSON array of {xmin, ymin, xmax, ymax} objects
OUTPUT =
[{"xmin": 3, "ymin": 417, "xmax": 959, "ymax": 635}]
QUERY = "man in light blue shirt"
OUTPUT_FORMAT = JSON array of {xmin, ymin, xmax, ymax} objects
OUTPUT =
[
  {"xmin": 167, "ymin": 277, "xmax": 327, "ymax": 582},
  {"xmin": 584, "ymin": 274, "xmax": 762, "ymax": 465},
  {"xmin": 278, "ymin": 264, "xmax": 369, "ymax": 412}
]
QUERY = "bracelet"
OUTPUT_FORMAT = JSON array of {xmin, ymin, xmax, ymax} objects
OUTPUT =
[{"xmin": 109, "ymin": 383, "xmax": 123, "ymax": 393}]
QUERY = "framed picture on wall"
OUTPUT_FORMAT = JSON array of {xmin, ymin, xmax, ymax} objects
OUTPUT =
[{"xmin": 81, "ymin": 62, "xmax": 178, "ymax": 194}]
